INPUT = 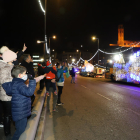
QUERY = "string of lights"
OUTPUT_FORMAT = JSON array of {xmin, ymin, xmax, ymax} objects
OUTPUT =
[
  {"xmin": 68, "ymin": 47, "xmax": 133, "ymax": 66},
  {"xmin": 98, "ymin": 47, "xmax": 133, "ymax": 54},
  {"xmin": 69, "ymin": 42, "xmax": 140, "ymax": 65},
  {"xmin": 87, "ymin": 50, "xmax": 99, "ymax": 62},
  {"xmin": 38, "ymin": 0, "xmax": 45, "ymax": 14}
]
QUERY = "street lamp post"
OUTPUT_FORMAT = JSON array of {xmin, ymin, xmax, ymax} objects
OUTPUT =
[
  {"xmin": 44, "ymin": 0, "xmax": 47, "ymax": 63},
  {"xmin": 49, "ymin": 36, "xmax": 56, "ymax": 62},
  {"xmin": 37, "ymin": 40, "xmax": 47, "ymax": 62},
  {"xmin": 92, "ymin": 37, "xmax": 99, "ymax": 64}
]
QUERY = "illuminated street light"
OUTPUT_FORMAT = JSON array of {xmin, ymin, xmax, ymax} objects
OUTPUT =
[
  {"xmin": 92, "ymin": 37, "xmax": 96, "ymax": 40},
  {"xmin": 41, "ymin": 58, "xmax": 44, "ymax": 61},
  {"xmin": 37, "ymin": 40, "xmax": 41, "ymax": 43},
  {"xmin": 37, "ymin": 40, "xmax": 47, "ymax": 62},
  {"xmin": 49, "ymin": 35, "xmax": 56, "ymax": 61},
  {"xmin": 76, "ymin": 50, "xmax": 79, "ymax": 52},
  {"xmin": 70, "ymin": 56, "xmax": 72, "ymax": 57},
  {"xmin": 92, "ymin": 36, "xmax": 99, "ymax": 64},
  {"xmin": 52, "ymin": 49, "xmax": 55, "ymax": 51},
  {"xmin": 72, "ymin": 59, "xmax": 75, "ymax": 62},
  {"xmin": 53, "ymin": 36, "xmax": 56, "ymax": 39}
]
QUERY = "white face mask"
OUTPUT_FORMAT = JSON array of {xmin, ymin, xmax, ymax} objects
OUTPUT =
[{"xmin": 21, "ymin": 74, "xmax": 28, "ymax": 81}]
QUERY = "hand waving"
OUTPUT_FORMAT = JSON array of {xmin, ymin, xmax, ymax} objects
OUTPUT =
[{"xmin": 22, "ymin": 43, "xmax": 27, "ymax": 52}]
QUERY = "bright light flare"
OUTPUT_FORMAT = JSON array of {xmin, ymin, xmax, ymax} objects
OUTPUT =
[
  {"xmin": 130, "ymin": 55, "xmax": 134, "ymax": 62},
  {"xmin": 53, "ymin": 36, "xmax": 56, "ymax": 39},
  {"xmin": 114, "ymin": 55, "xmax": 120, "ymax": 61},
  {"xmin": 37, "ymin": 40, "xmax": 41, "ymax": 43},
  {"xmin": 109, "ymin": 60, "xmax": 113, "ymax": 63},
  {"xmin": 72, "ymin": 59, "xmax": 75, "ymax": 62},
  {"xmin": 92, "ymin": 37, "xmax": 96, "ymax": 40}
]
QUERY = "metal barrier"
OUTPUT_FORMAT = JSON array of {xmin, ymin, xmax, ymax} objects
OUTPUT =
[{"xmin": 19, "ymin": 90, "xmax": 46, "ymax": 140}]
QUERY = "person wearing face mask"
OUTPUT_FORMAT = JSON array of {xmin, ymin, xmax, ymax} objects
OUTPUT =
[
  {"xmin": 0, "ymin": 49, "xmax": 17, "ymax": 139},
  {"xmin": 2, "ymin": 65, "xmax": 36, "ymax": 140}
]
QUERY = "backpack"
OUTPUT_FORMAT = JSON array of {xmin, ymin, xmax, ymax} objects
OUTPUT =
[{"xmin": 55, "ymin": 73, "xmax": 62, "ymax": 82}]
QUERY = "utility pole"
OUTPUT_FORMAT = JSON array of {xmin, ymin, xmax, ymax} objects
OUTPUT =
[{"xmin": 44, "ymin": 0, "xmax": 47, "ymax": 63}]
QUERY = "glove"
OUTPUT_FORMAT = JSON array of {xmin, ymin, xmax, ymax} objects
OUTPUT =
[{"xmin": 27, "ymin": 74, "xmax": 34, "ymax": 80}]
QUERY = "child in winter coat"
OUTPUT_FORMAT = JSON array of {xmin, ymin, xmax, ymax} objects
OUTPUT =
[
  {"xmin": 44, "ymin": 61, "xmax": 57, "ymax": 96},
  {"xmin": 2, "ymin": 65, "xmax": 36, "ymax": 140}
]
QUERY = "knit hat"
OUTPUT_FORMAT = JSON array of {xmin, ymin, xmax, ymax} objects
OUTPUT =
[
  {"xmin": 0, "ymin": 46, "xmax": 9, "ymax": 54},
  {"xmin": 2, "ymin": 50, "xmax": 17, "ymax": 62},
  {"xmin": 46, "ymin": 61, "xmax": 51, "ymax": 67}
]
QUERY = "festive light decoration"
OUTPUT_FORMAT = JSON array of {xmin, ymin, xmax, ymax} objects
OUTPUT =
[
  {"xmin": 38, "ymin": 0, "xmax": 45, "ymax": 14},
  {"xmin": 113, "ymin": 49, "xmax": 140, "ymax": 83},
  {"xmin": 68, "ymin": 47, "xmax": 133, "ymax": 66},
  {"xmin": 98, "ymin": 47, "xmax": 133, "ymax": 54},
  {"xmin": 68, "ymin": 42, "xmax": 140, "ymax": 66},
  {"xmin": 87, "ymin": 50, "xmax": 99, "ymax": 61}
]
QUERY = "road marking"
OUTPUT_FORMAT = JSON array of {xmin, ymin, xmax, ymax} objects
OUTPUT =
[
  {"xmin": 81, "ymin": 85, "xmax": 87, "ymax": 88},
  {"xmin": 97, "ymin": 93, "xmax": 111, "ymax": 101},
  {"xmin": 127, "ymin": 108, "xmax": 140, "ymax": 116}
]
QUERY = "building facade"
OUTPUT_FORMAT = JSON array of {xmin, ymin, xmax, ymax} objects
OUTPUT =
[{"xmin": 110, "ymin": 25, "xmax": 140, "ymax": 47}]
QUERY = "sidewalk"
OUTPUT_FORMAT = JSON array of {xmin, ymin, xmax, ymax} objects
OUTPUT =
[{"xmin": 0, "ymin": 83, "xmax": 41, "ymax": 140}]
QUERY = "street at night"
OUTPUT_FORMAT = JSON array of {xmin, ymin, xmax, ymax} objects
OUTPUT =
[
  {"xmin": 44, "ymin": 75, "xmax": 140, "ymax": 140},
  {"xmin": 1, "ymin": 0, "xmax": 140, "ymax": 140}
]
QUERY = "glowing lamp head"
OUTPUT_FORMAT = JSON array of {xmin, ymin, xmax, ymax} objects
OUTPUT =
[
  {"xmin": 53, "ymin": 36, "xmax": 56, "ymax": 39},
  {"xmin": 37, "ymin": 40, "xmax": 41, "ymax": 43},
  {"xmin": 41, "ymin": 58, "xmax": 44, "ymax": 61},
  {"xmin": 72, "ymin": 59, "xmax": 75, "ymax": 62},
  {"xmin": 92, "ymin": 37, "xmax": 96, "ymax": 40}
]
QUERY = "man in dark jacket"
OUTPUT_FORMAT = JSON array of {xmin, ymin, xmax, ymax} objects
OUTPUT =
[
  {"xmin": 2, "ymin": 65, "xmax": 36, "ymax": 140},
  {"xmin": 21, "ymin": 54, "xmax": 35, "ymax": 77}
]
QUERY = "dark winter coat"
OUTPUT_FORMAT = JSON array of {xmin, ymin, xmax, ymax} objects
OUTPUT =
[
  {"xmin": 21, "ymin": 61, "xmax": 35, "ymax": 77},
  {"xmin": 2, "ymin": 78, "xmax": 36, "ymax": 122},
  {"xmin": 70, "ymin": 68, "xmax": 75, "ymax": 77},
  {"xmin": 38, "ymin": 65, "xmax": 44, "ymax": 76}
]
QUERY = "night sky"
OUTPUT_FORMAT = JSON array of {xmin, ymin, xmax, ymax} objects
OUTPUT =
[{"xmin": 0, "ymin": 0, "xmax": 140, "ymax": 56}]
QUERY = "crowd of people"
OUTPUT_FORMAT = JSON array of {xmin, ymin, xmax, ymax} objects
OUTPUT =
[{"xmin": 0, "ymin": 44, "xmax": 71, "ymax": 140}]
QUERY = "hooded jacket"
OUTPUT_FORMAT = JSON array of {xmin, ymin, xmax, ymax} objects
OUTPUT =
[
  {"xmin": 57, "ymin": 67, "xmax": 68, "ymax": 83},
  {"xmin": 2, "ymin": 78, "xmax": 36, "ymax": 122},
  {"xmin": 0, "ymin": 60, "xmax": 14, "ymax": 101}
]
